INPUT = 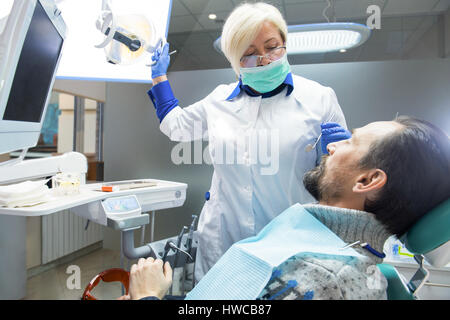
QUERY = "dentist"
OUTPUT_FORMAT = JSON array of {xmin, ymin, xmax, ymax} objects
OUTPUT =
[{"xmin": 148, "ymin": 2, "xmax": 351, "ymax": 282}]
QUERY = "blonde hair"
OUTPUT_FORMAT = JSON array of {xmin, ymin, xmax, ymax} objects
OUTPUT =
[{"xmin": 221, "ymin": 2, "xmax": 288, "ymax": 76}]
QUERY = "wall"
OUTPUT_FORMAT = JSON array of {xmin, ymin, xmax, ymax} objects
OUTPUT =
[
  {"xmin": 445, "ymin": 8, "xmax": 450, "ymax": 57},
  {"xmin": 53, "ymin": 79, "xmax": 106, "ymax": 102},
  {"xmin": 290, "ymin": 58, "xmax": 450, "ymax": 134},
  {"xmin": 102, "ymin": 57, "xmax": 450, "ymax": 251}
]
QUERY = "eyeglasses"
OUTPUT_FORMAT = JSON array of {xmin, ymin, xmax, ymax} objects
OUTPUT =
[{"xmin": 240, "ymin": 46, "xmax": 286, "ymax": 68}]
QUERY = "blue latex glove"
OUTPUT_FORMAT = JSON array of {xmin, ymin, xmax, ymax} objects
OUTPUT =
[
  {"xmin": 151, "ymin": 42, "xmax": 171, "ymax": 79},
  {"xmin": 321, "ymin": 122, "xmax": 352, "ymax": 154}
]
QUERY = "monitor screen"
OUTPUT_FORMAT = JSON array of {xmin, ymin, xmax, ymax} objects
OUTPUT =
[{"xmin": 2, "ymin": 1, "xmax": 63, "ymax": 123}]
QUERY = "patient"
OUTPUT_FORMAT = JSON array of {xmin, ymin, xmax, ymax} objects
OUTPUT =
[{"xmin": 127, "ymin": 116, "xmax": 450, "ymax": 300}]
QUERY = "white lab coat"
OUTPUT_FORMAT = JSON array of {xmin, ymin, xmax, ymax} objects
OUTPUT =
[{"xmin": 159, "ymin": 74, "xmax": 347, "ymax": 282}]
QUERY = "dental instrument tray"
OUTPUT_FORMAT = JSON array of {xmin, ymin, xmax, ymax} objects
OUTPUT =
[{"xmin": 0, "ymin": 179, "xmax": 187, "ymax": 226}]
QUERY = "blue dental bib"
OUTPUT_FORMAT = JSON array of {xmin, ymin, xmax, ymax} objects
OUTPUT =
[{"xmin": 186, "ymin": 203, "xmax": 362, "ymax": 300}]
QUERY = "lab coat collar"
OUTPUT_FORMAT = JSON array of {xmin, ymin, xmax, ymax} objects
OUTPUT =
[{"xmin": 226, "ymin": 72, "xmax": 294, "ymax": 101}]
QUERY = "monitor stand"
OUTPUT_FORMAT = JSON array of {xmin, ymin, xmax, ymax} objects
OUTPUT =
[{"xmin": 0, "ymin": 148, "xmax": 28, "ymax": 167}]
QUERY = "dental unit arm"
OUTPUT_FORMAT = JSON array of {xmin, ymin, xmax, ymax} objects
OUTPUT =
[{"xmin": 94, "ymin": 0, "xmax": 163, "ymax": 65}]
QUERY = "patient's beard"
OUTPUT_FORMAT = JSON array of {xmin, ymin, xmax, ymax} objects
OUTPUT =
[{"xmin": 303, "ymin": 156, "xmax": 345, "ymax": 203}]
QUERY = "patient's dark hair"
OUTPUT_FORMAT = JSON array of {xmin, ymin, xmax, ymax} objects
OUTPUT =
[{"xmin": 360, "ymin": 116, "xmax": 450, "ymax": 237}]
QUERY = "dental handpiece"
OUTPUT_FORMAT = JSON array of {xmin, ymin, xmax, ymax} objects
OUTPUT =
[
  {"xmin": 162, "ymin": 241, "xmax": 172, "ymax": 262},
  {"xmin": 182, "ymin": 215, "xmax": 198, "ymax": 293},
  {"xmin": 176, "ymin": 226, "xmax": 188, "ymax": 248},
  {"xmin": 162, "ymin": 240, "xmax": 193, "ymax": 263},
  {"xmin": 170, "ymin": 242, "xmax": 193, "ymax": 262},
  {"xmin": 173, "ymin": 226, "xmax": 189, "ymax": 271},
  {"xmin": 185, "ymin": 215, "xmax": 198, "ymax": 252}
]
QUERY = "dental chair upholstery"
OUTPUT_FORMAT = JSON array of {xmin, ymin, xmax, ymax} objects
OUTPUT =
[{"xmin": 378, "ymin": 198, "xmax": 450, "ymax": 300}]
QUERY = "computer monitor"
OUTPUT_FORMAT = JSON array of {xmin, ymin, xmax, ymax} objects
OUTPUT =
[{"xmin": 0, "ymin": 0, "xmax": 66, "ymax": 155}]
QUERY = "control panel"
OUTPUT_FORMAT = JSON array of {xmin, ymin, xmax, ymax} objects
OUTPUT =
[{"xmin": 101, "ymin": 195, "xmax": 148, "ymax": 230}]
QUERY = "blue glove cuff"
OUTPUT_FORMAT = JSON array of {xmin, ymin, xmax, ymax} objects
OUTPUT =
[
  {"xmin": 148, "ymin": 80, "xmax": 179, "ymax": 123},
  {"xmin": 149, "ymin": 80, "xmax": 175, "ymax": 104}
]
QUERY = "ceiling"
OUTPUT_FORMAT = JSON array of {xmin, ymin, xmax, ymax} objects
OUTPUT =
[{"xmin": 166, "ymin": 0, "xmax": 450, "ymax": 71}]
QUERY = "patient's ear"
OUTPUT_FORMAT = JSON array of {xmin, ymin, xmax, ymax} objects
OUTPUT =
[{"xmin": 352, "ymin": 169, "xmax": 387, "ymax": 194}]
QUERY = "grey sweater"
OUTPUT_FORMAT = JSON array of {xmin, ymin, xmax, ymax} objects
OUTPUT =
[{"xmin": 257, "ymin": 204, "xmax": 392, "ymax": 300}]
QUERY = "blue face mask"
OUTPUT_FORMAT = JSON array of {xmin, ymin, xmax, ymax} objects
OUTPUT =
[{"xmin": 240, "ymin": 54, "xmax": 291, "ymax": 94}]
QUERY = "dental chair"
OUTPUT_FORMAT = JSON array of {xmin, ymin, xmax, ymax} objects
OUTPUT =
[{"xmin": 378, "ymin": 198, "xmax": 450, "ymax": 300}]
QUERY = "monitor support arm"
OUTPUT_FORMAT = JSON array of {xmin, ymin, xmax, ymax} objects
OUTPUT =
[{"xmin": 0, "ymin": 148, "xmax": 28, "ymax": 168}]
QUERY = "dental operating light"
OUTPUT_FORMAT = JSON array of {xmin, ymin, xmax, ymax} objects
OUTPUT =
[
  {"xmin": 286, "ymin": 23, "xmax": 371, "ymax": 54},
  {"xmin": 213, "ymin": 22, "xmax": 371, "ymax": 55},
  {"xmin": 55, "ymin": 0, "xmax": 172, "ymax": 82}
]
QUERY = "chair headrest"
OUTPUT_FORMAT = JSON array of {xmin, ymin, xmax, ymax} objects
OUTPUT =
[{"xmin": 403, "ymin": 198, "xmax": 450, "ymax": 267}]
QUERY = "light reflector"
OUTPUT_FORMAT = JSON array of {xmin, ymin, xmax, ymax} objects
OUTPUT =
[
  {"xmin": 55, "ymin": 0, "xmax": 172, "ymax": 82},
  {"xmin": 213, "ymin": 22, "xmax": 371, "ymax": 55},
  {"xmin": 286, "ymin": 23, "xmax": 371, "ymax": 54}
]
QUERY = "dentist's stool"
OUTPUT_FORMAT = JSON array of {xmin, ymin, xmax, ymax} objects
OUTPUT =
[{"xmin": 378, "ymin": 198, "xmax": 450, "ymax": 300}]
